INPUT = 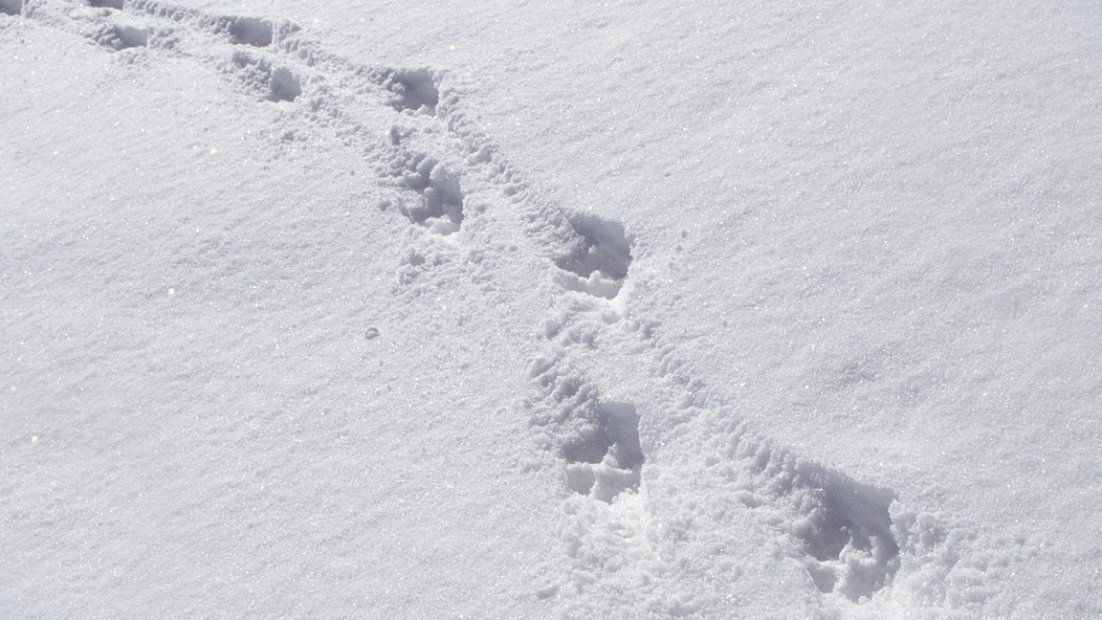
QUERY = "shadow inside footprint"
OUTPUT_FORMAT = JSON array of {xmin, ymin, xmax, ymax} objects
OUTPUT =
[
  {"xmin": 231, "ymin": 51, "xmax": 301, "ymax": 103},
  {"xmin": 102, "ymin": 24, "xmax": 148, "ymax": 50},
  {"xmin": 227, "ymin": 16, "xmax": 273, "ymax": 47},
  {"xmin": 390, "ymin": 153, "xmax": 464, "ymax": 234},
  {"xmin": 794, "ymin": 465, "xmax": 900, "ymax": 601},
  {"xmin": 563, "ymin": 401, "xmax": 644, "ymax": 503},
  {"xmin": 384, "ymin": 68, "xmax": 440, "ymax": 113},
  {"xmin": 269, "ymin": 66, "xmax": 301, "ymax": 102},
  {"xmin": 554, "ymin": 213, "xmax": 633, "ymax": 299},
  {"xmin": 736, "ymin": 451, "xmax": 902, "ymax": 602}
]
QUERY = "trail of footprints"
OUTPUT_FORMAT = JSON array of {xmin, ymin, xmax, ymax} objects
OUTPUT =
[{"xmin": 7, "ymin": 0, "xmax": 983, "ymax": 608}]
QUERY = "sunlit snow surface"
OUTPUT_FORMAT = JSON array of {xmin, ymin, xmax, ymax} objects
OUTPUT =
[{"xmin": 2, "ymin": 1, "xmax": 1101, "ymax": 618}]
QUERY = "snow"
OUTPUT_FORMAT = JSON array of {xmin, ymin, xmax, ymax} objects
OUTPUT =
[{"xmin": 2, "ymin": 0, "xmax": 1101, "ymax": 618}]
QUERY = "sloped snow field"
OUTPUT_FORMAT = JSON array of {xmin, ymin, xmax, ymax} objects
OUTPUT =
[{"xmin": 2, "ymin": 1, "xmax": 1101, "ymax": 618}]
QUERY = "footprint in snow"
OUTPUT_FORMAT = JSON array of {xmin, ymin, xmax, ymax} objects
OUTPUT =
[{"xmin": 553, "ymin": 212, "xmax": 633, "ymax": 299}]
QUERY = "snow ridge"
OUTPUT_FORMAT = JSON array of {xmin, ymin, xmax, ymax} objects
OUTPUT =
[{"xmin": 11, "ymin": 1, "xmax": 1024, "ymax": 616}]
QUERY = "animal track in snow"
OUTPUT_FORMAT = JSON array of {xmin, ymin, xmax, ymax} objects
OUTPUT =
[
  {"xmin": 723, "ymin": 436, "xmax": 901, "ymax": 601},
  {"xmin": 383, "ymin": 149, "xmax": 464, "ymax": 234},
  {"xmin": 230, "ymin": 51, "xmax": 301, "ymax": 103},
  {"xmin": 224, "ymin": 15, "xmax": 273, "ymax": 47},
  {"xmin": 793, "ymin": 464, "xmax": 899, "ymax": 600},
  {"xmin": 553, "ymin": 212, "xmax": 633, "ymax": 299},
  {"xmin": 382, "ymin": 68, "xmax": 439, "ymax": 113},
  {"xmin": 529, "ymin": 358, "xmax": 645, "ymax": 503},
  {"xmin": 122, "ymin": 0, "xmax": 297, "ymax": 48},
  {"xmin": 0, "ymin": 0, "xmax": 21, "ymax": 16},
  {"xmin": 96, "ymin": 22, "xmax": 148, "ymax": 50},
  {"xmin": 660, "ymin": 344, "xmax": 902, "ymax": 602},
  {"xmin": 563, "ymin": 400, "xmax": 644, "ymax": 502}
]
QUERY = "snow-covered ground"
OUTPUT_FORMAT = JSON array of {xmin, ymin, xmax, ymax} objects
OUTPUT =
[{"xmin": 2, "ymin": 1, "xmax": 1101, "ymax": 618}]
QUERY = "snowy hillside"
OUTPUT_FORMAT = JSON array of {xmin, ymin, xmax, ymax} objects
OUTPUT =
[{"xmin": 2, "ymin": 0, "xmax": 1101, "ymax": 618}]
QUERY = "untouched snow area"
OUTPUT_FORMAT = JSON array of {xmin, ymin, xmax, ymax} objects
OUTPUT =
[{"xmin": 3, "ymin": 0, "xmax": 1101, "ymax": 618}]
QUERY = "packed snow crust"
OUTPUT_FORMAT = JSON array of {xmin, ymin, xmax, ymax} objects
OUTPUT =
[{"xmin": 2, "ymin": 0, "xmax": 1101, "ymax": 618}]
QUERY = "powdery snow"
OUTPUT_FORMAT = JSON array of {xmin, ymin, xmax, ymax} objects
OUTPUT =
[{"xmin": 2, "ymin": 1, "xmax": 1101, "ymax": 618}]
